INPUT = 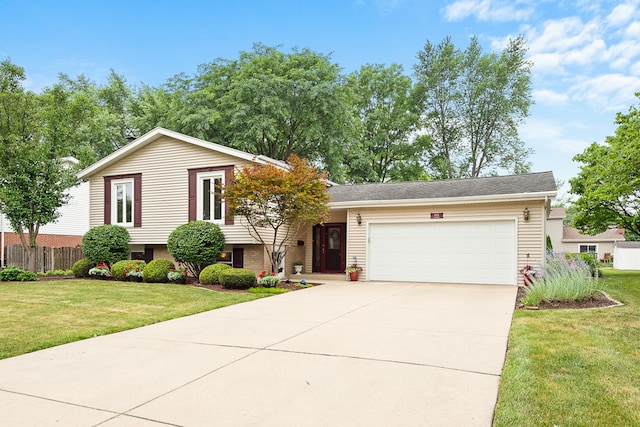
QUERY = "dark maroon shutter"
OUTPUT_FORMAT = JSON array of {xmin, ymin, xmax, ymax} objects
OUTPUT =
[
  {"xmin": 104, "ymin": 177, "xmax": 112, "ymax": 224},
  {"xmin": 224, "ymin": 167, "xmax": 234, "ymax": 225},
  {"xmin": 188, "ymin": 169, "xmax": 197, "ymax": 222},
  {"xmin": 133, "ymin": 174, "xmax": 142, "ymax": 227},
  {"xmin": 232, "ymin": 247, "xmax": 244, "ymax": 268}
]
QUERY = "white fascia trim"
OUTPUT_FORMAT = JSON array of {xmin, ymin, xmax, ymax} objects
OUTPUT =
[
  {"xmin": 78, "ymin": 127, "xmax": 284, "ymax": 179},
  {"xmin": 328, "ymin": 191, "xmax": 557, "ymax": 208}
]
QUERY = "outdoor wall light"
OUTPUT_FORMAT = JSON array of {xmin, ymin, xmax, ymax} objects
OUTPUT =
[
  {"xmin": 356, "ymin": 213, "xmax": 362, "ymax": 225},
  {"xmin": 523, "ymin": 207, "xmax": 530, "ymax": 222}
]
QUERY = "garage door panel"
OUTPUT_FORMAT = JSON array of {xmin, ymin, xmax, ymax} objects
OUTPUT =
[{"xmin": 369, "ymin": 221, "xmax": 516, "ymax": 285}]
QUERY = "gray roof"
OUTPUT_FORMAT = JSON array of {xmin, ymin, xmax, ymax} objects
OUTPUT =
[
  {"xmin": 328, "ymin": 171, "xmax": 556, "ymax": 204},
  {"xmin": 615, "ymin": 241, "xmax": 640, "ymax": 248}
]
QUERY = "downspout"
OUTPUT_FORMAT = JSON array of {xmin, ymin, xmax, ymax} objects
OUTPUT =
[
  {"xmin": 1, "ymin": 213, "xmax": 4, "ymax": 268},
  {"xmin": 543, "ymin": 196, "xmax": 549, "ymax": 266}
]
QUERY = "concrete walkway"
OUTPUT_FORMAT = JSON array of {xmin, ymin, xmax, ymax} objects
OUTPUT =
[{"xmin": 0, "ymin": 281, "xmax": 517, "ymax": 427}]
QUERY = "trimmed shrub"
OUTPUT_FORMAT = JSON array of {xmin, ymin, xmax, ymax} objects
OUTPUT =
[
  {"xmin": 167, "ymin": 221, "xmax": 225, "ymax": 278},
  {"xmin": 0, "ymin": 266, "xmax": 37, "ymax": 282},
  {"xmin": 219, "ymin": 268, "xmax": 256, "ymax": 289},
  {"xmin": 143, "ymin": 259, "xmax": 174, "ymax": 283},
  {"xmin": 199, "ymin": 263, "xmax": 232, "ymax": 285},
  {"xmin": 111, "ymin": 260, "xmax": 146, "ymax": 281},
  {"xmin": 71, "ymin": 258, "xmax": 93, "ymax": 278},
  {"xmin": 82, "ymin": 225, "xmax": 130, "ymax": 265}
]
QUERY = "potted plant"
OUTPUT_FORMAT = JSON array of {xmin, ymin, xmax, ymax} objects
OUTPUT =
[
  {"xmin": 167, "ymin": 264, "xmax": 188, "ymax": 284},
  {"xmin": 88, "ymin": 263, "xmax": 110, "ymax": 279},
  {"xmin": 293, "ymin": 261, "xmax": 303, "ymax": 275},
  {"xmin": 346, "ymin": 256, "xmax": 362, "ymax": 281},
  {"xmin": 520, "ymin": 265, "xmax": 536, "ymax": 287}
]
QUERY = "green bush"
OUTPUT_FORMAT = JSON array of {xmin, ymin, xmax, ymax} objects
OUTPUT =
[
  {"xmin": 82, "ymin": 225, "xmax": 130, "ymax": 265},
  {"xmin": 219, "ymin": 268, "xmax": 256, "ymax": 289},
  {"xmin": 71, "ymin": 258, "xmax": 93, "ymax": 278},
  {"xmin": 111, "ymin": 260, "xmax": 146, "ymax": 281},
  {"xmin": 0, "ymin": 266, "xmax": 37, "ymax": 282},
  {"xmin": 257, "ymin": 274, "xmax": 281, "ymax": 288},
  {"xmin": 199, "ymin": 263, "xmax": 232, "ymax": 285},
  {"xmin": 566, "ymin": 252, "xmax": 602, "ymax": 278},
  {"xmin": 143, "ymin": 259, "xmax": 174, "ymax": 283},
  {"xmin": 167, "ymin": 221, "xmax": 225, "ymax": 278}
]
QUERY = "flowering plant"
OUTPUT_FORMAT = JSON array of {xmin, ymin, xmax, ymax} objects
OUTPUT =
[
  {"xmin": 88, "ymin": 263, "xmax": 110, "ymax": 276},
  {"xmin": 124, "ymin": 266, "xmax": 144, "ymax": 278},
  {"xmin": 346, "ymin": 256, "xmax": 362, "ymax": 273},
  {"xmin": 258, "ymin": 271, "xmax": 280, "ymax": 288},
  {"xmin": 167, "ymin": 264, "xmax": 188, "ymax": 281}
]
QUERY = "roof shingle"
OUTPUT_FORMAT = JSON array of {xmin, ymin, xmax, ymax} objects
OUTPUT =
[{"xmin": 328, "ymin": 171, "xmax": 556, "ymax": 203}]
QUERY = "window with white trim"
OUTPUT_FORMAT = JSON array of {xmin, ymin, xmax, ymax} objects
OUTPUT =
[
  {"xmin": 196, "ymin": 172, "xmax": 224, "ymax": 222},
  {"xmin": 579, "ymin": 244, "xmax": 597, "ymax": 253},
  {"xmin": 112, "ymin": 179, "xmax": 134, "ymax": 226}
]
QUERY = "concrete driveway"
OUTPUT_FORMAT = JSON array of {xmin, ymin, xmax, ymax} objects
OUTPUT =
[{"xmin": 0, "ymin": 281, "xmax": 516, "ymax": 427}]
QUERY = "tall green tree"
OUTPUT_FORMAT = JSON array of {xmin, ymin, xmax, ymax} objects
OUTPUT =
[
  {"xmin": 344, "ymin": 63, "xmax": 425, "ymax": 182},
  {"xmin": 570, "ymin": 94, "xmax": 640, "ymax": 238},
  {"xmin": 150, "ymin": 44, "xmax": 353, "ymax": 180},
  {"xmin": 413, "ymin": 36, "xmax": 533, "ymax": 178},
  {"xmin": 0, "ymin": 59, "xmax": 78, "ymax": 271}
]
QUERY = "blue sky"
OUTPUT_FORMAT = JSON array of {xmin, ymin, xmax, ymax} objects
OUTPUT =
[{"xmin": 2, "ymin": 0, "xmax": 639, "ymax": 197}]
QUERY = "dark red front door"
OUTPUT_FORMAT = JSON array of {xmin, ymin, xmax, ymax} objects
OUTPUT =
[{"xmin": 312, "ymin": 223, "xmax": 346, "ymax": 273}]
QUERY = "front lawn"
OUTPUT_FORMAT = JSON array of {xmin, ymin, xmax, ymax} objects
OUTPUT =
[
  {"xmin": 494, "ymin": 268, "xmax": 640, "ymax": 426},
  {"xmin": 0, "ymin": 279, "xmax": 265, "ymax": 360}
]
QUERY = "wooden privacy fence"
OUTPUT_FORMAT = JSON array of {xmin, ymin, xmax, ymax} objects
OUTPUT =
[{"xmin": 5, "ymin": 245, "xmax": 83, "ymax": 272}]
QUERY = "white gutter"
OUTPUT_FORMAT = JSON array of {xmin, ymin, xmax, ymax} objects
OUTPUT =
[{"xmin": 328, "ymin": 191, "xmax": 558, "ymax": 209}]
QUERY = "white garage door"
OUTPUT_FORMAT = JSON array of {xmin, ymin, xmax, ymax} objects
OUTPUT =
[{"xmin": 368, "ymin": 220, "xmax": 516, "ymax": 285}]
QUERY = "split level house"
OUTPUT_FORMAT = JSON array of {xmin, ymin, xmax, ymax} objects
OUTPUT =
[{"xmin": 78, "ymin": 127, "xmax": 557, "ymax": 286}]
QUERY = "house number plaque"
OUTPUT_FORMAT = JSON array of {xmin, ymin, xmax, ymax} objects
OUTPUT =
[{"xmin": 430, "ymin": 213, "xmax": 444, "ymax": 219}]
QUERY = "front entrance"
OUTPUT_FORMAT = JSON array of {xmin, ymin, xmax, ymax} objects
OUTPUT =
[{"xmin": 312, "ymin": 223, "xmax": 346, "ymax": 273}]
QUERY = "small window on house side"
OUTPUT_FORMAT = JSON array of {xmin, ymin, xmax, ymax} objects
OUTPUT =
[
  {"xmin": 579, "ymin": 244, "xmax": 597, "ymax": 253},
  {"xmin": 112, "ymin": 179, "xmax": 134, "ymax": 226},
  {"xmin": 197, "ymin": 172, "xmax": 224, "ymax": 223}
]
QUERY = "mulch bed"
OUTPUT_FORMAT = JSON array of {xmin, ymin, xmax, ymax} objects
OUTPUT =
[
  {"xmin": 515, "ymin": 286, "xmax": 622, "ymax": 310},
  {"xmin": 186, "ymin": 277, "xmax": 316, "ymax": 293}
]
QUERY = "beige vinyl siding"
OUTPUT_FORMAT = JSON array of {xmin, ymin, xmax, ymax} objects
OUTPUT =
[
  {"xmin": 88, "ymin": 136, "xmax": 259, "ymax": 245},
  {"xmin": 344, "ymin": 200, "xmax": 545, "ymax": 285}
]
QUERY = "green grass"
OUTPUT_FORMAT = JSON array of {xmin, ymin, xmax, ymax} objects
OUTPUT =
[
  {"xmin": 0, "ymin": 279, "xmax": 266, "ymax": 360},
  {"xmin": 494, "ymin": 268, "xmax": 640, "ymax": 426}
]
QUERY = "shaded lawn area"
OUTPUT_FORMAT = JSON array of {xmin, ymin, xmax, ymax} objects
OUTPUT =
[
  {"xmin": 0, "ymin": 279, "xmax": 266, "ymax": 360},
  {"xmin": 494, "ymin": 268, "xmax": 640, "ymax": 426}
]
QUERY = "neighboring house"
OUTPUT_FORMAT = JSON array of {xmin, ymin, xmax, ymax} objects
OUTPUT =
[
  {"xmin": 78, "ymin": 127, "xmax": 557, "ymax": 286},
  {"xmin": 1, "ymin": 158, "xmax": 89, "ymax": 267},
  {"xmin": 547, "ymin": 208, "xmax": 625, "ymax": 262},
  {"xmin": 613, "ymin": 241, "xmax": 640, "ymax": 270}
]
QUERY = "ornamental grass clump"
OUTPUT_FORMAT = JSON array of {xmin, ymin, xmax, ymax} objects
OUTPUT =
[{"xmin": 522, "ymin": 252, "xmax": 603, "ymax": 307}]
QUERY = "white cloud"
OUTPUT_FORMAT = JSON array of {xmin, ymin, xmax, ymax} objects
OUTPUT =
[
  {"xmin": 443, "ymin": 0, "xmax": 534, "ymax": 22},
  {"xmin": 570, "ymin": 74, "xmax": 640, "ymax": 111},
  {"xmin": 605, "ymin": 0, "xmax": 639, "ymax": 27},
  {"xmin": 625, "ymin": 21, "xmax": 640, "ymax": 37},
  {"xmin": 521, "ymin": 118, "xmax": 591, "ymax": 155},
  {"xmin": 534, "ymin": 89, "xmax": 569, "ymax": 105}
]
